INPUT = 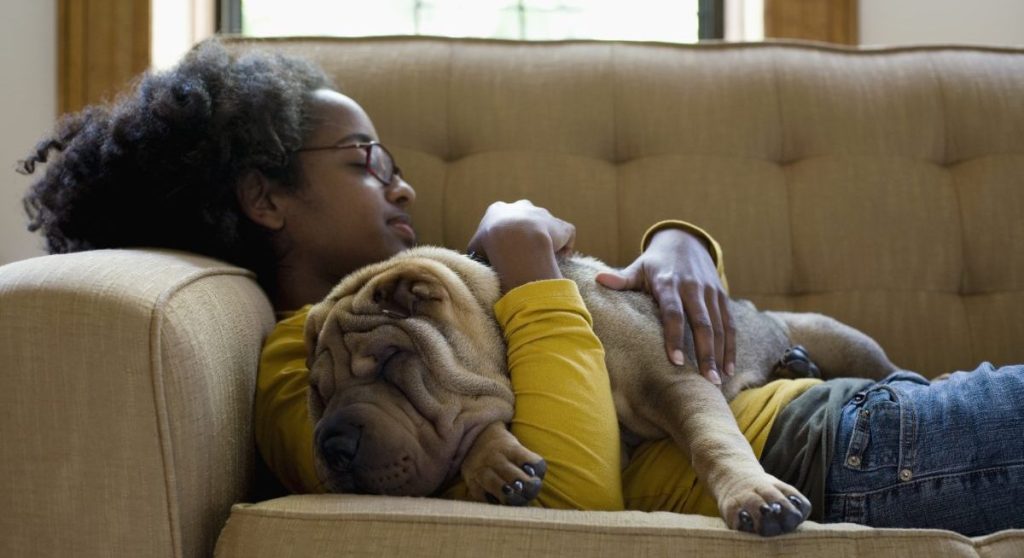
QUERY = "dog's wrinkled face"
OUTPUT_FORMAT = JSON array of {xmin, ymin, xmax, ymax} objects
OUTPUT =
[{"xmin": 305, "ymin": 247, "xmax": 512, "ymax": 496}]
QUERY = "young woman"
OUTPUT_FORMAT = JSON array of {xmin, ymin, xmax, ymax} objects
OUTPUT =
[
  {"xmin": 19, "ymin": 39, "xmax": 1023, "ymax": 537},
  {"xmin": 17, "ymin": 38, "xmax": 732, "ymax": 509}
]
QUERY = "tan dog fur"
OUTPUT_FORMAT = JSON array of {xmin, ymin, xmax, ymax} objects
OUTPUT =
[{"xmin": 305, "ymin": 246, "xmax": 897, "ymax": 535}]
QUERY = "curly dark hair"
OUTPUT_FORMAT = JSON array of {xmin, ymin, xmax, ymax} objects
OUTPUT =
[{"xmin": 17, "ymin": 38, "xmax": 333, "ymax": 283}]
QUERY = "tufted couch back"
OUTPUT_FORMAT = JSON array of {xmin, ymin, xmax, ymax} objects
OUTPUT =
[{"xmin": 237, "ymin": 37, "xmax": 1024, "ymax": 376}]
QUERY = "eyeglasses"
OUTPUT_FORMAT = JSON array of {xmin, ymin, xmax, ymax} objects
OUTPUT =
[{"xmin": 295, "ymin": 141, "xmax": 402, "ymax": 187}]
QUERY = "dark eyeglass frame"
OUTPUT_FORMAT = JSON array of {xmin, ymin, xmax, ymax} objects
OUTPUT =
[{"xmin": 294, "ymin": 141, "xmax": 401, "ymax": 186}]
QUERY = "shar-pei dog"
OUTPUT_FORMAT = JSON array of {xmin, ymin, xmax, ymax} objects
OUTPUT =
[{"xmin": 304, "ymin": 246, "xmax": 897, "ymax": 536}]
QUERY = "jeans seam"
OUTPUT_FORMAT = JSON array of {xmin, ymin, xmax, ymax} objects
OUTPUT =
[{"xmin": 892, "ymin": 385, "xmax": 918, "ymax": 479}]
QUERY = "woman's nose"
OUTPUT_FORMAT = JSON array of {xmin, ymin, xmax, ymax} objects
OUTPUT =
[{"xmin": 388, "ymin": 176, "xmax": 416, "ymax": 206}]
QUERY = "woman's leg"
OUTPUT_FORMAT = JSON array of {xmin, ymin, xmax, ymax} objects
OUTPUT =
[{"xmin": 824, "ymin": 364, "xmax": 1024, "ymax": 536}]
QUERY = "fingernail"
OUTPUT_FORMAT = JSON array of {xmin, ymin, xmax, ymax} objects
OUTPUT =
[
  {"xmin": 709, "ymin": 369, "xmax": 722, "ymax": 385},
  {"xmin": 725, "ymin": 362, "xmax": 735, "ymax": 377},
  {"xmin": 671, "ymin": 350, "xmax": 685, "ymax": 366}
]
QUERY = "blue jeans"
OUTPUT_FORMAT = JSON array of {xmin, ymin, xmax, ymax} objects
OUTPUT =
[{"xmin": 824, "ymin": 364, "xmax": 1024, "ymax": 536}]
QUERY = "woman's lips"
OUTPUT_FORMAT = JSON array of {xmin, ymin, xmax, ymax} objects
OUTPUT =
[{"xmin": 388, "ymin": 217, "xmax": 416, "ymax": 243}]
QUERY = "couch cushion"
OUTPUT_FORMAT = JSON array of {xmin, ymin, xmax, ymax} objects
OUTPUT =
[{"xmin": 215, "ymin": 495, "xmax": 1024, "ymax": 557}]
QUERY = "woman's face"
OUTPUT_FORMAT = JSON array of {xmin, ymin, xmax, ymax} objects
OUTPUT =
[{"xmin": 277, "ymin": 89, "xmax": 417, "ymax": 290}]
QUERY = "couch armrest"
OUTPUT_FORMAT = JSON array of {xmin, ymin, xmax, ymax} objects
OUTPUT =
[{"xmin": 0, "ymin": 249, "xmax": 275, "ymax": 558}]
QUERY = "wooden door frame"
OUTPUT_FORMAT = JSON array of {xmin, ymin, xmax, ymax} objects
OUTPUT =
[
  {"xmin": 58, "ymin": 0, "xmax": 150, "ymax": 114},
  {"xmin": 764, "ymin": 0, "xmax": 858, "ymax": 45}
]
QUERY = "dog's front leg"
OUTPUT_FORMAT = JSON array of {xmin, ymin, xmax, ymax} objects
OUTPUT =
[
  {"xmin": 460, "ymin": 422, "xmax": 547, "ymax": 506},
  {"xmin": 648, "ymin": 375, "xmax": 811, "ymax": 536}
]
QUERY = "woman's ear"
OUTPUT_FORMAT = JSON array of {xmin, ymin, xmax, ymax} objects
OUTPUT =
[{"xmin": 237, "ymin": 170, "xmax": 287, "ymax": 231}]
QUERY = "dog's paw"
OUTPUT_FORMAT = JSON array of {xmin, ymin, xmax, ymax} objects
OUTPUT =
[
  {"xmin": 462, "ymin": 424, "xmax": 547, "ymax": 506},
  {"xmin": 720, "ymin": 474, "xmax": 811, "ymax": 536},
  {"xmin": 481, "ymin": 459, "xmax": 547, "ymax": 507}
]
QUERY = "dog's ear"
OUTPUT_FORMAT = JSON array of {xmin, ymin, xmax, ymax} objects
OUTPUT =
[{"xmin": 369, "ymin": 266, "xmax": 449, "ymax": 320}]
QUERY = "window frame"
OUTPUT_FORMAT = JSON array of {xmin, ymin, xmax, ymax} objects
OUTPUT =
[{"xmin": 218, "ymin": 0, "xmax": 726, "ymax": 41}]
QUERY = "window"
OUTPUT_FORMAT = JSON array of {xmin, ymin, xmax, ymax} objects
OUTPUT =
[{"xmin": 220, "ymin": 0, "xmax": 726, "ymax": 43}]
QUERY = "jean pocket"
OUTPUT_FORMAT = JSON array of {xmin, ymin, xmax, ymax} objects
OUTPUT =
[{"xmin": 842, "ymin": 390, "xmax": 902, "ymax": 472}]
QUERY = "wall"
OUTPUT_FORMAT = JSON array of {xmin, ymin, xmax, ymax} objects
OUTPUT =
[
  {"xmin": 1, "ymin": 1, "xmax": 55, "ymax": 265},
  {"xmin": 861, "ymin": 0, "xmax": 1024, "ymax": 46}
]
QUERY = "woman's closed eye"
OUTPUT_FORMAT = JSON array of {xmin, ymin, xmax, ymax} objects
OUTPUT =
[{"xmin": 346, "ymin": 162, "xmax": 371, "ymax": 174}]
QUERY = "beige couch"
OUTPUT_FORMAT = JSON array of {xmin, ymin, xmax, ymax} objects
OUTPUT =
[{"xmin": 2, "ymin": 37, "xmax": 1022, "ymax": 557}]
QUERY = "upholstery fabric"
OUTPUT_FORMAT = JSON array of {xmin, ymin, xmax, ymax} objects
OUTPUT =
[
  {"xmin": 215, "ymin": 495, "xmax": 1024, "ymax": 558},
  {"xmin": 0, "ymin": 249, "xmax": 276, "ymax": 557}
]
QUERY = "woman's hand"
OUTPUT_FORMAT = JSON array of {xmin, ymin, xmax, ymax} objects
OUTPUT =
[
  {"xmin": 595, "ymin": 228, "xmax": 734, "ymax": 385},
  {"xmin": 467, "ymin": 200, "xmax": 576, "ymax": 292}
]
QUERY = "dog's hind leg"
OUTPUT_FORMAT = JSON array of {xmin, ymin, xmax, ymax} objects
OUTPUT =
[{"xmin": 767, "ymin": 312, "xmax": 898, "ymax": 381}]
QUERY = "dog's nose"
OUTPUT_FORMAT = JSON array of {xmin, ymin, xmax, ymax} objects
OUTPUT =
[{"xmin": 320, "ymin": 423, "xmax": 362, "ymax": 469}]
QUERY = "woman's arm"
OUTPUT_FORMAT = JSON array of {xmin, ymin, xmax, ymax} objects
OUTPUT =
[
  {"xmin": 596, "ymin": 220, "xmax": 734, "ymax": 384},
  {"xmin": 496, "ymin": 279, "xmax": 623, "ymax": 510},
  {"xmin": 466, "ymin": 200, "xmax": 623, "ymax": 510}
]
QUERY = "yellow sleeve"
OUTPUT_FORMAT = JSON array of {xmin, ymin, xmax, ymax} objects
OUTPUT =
[
  {"xmin": 494, "ymin": 279, "xmax": 623, "ymax": 511},
  {"xmin": 254, "ymin": 306, "xmax": 322, "ymax": 494},
  {"xmin": 621, "ymin": 378, "xmax": 820, "ymax": 516},
  {"xmin": 640, "ymin": 220, "xmax": 729, "ymax": 294}
]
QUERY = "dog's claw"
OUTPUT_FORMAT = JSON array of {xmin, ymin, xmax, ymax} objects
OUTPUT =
[
  {"xmin": 527, "ymin": 459, "xmax": 547, "ymax": 480},
  {"xmin": 738, "ymin": 510, "xmax": 755, "ymax": 533},
  {"xmin": 497, "ymin": 475, "xmax": 543, "ymax": 507},
  {"xmin": 780, "ymin": 504, "xmax": 805, "ymax": 532},
  {"xmin": 761, "ymin": 502, "xmax": 782, "ymax": 516},
  {"xmin": 745, "ymin": 500, "xmax": 804, "ymax": 537},
  {"xmin": 520, "ymin": 478, "xmax": 542, "ymax": 501},
  {"xmin": 757, "ymin": 503, "xmax": 784, "ymax": 536}
]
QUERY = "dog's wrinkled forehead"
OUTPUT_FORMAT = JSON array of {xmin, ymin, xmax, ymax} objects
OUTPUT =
[
  {"xmin": 305, "ymin": 246, "xmax": 513, "ymax": 416},
  {"xmin": 305, "ymin": 246, "xmax": 500, "ymax": 360}
]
